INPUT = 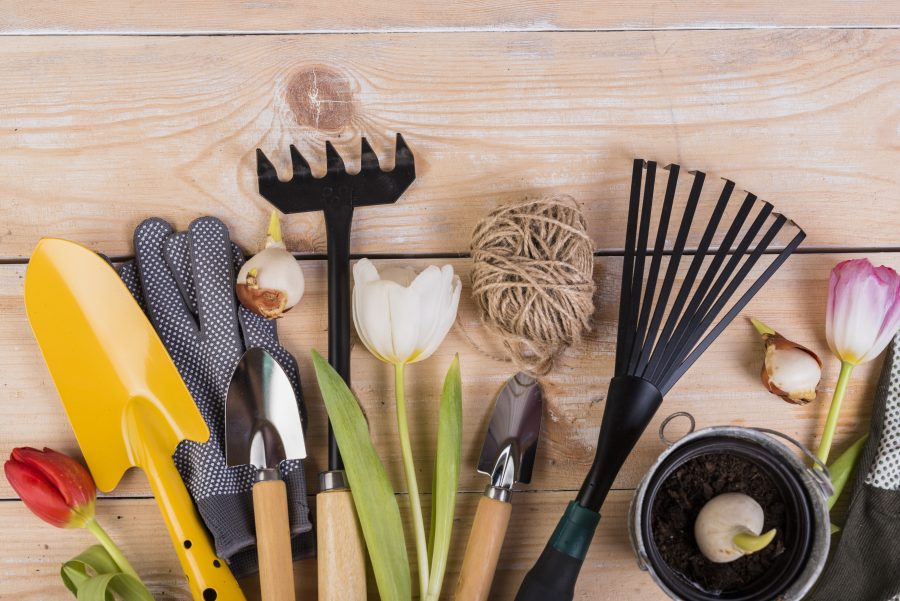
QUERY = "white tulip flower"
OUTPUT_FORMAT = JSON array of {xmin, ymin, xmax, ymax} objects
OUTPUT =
[
  {"xmin": 351, "ymin": 257, "xmax": 462, "ymax": 598},
  {"xmin": 352, "ymin": 258, "xmax": 461, "ymax": 366}
]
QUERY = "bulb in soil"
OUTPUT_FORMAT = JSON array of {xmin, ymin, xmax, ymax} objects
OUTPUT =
[
  {"xmin": 236, "ymin": 211, "xmax": 305, "ymax": 319},
  {"xmin": 694, "ymin": 493, "xmax": 777, "ymax": 563}
]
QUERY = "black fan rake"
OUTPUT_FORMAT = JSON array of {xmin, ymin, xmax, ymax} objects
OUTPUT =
[{"xmin": 515, "ymin": 159, "xmax": 805, "ymax": 601}]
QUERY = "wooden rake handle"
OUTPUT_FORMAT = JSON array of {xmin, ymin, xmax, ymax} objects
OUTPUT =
[{"xmin": 317, "ymin": 488, "xmax": 366, "ymax": 600}]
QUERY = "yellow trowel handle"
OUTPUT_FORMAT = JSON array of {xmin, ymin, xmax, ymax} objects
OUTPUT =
[{"xmin": 141, "ymin": 433, "xmax": 246, "ymax": 601}]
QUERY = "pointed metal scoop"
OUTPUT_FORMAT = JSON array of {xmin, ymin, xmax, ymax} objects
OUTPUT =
[
  {"xmin": 225, "ymin": 347, "xmax": 305, "ymax": 600},
  {"xmin": 477, "ymin": 372, "xmax": 543, "ymax": 497},
  {"xmin": 226, "ymin": 347, "xmax": 306, "ymax": 475}
]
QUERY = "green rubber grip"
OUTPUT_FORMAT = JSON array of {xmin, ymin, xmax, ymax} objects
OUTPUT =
[{"xmin": 548, "ymin": 501, "xmax": 600, "ymax": 560}]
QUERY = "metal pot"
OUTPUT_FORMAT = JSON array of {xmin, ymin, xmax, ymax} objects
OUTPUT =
[{"xmin": 629, "ymin": 413, "xmax": 833, "ymax": 601}]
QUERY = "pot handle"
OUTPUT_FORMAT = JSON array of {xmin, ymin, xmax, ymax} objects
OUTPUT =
[
  {"xmin": 751, "ymin": 427, "xmax": 834, "ymax": 498},
  {"xmin": 658, "ymin": 412, "xmax": 696, "ymax": 446}
]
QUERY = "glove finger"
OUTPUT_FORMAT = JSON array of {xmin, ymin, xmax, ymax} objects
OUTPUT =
[
  {"xmin": 230, "ymin": 241, "xmax": 245, "ymax": 272},
  {"xmin": 133, "ymin": 218, "xmax": 199, "ymax": 339},
  {"xmin": 186, "ymin": 217, "xmax": 242, "ymax": 337},
  {"xmin": 238, "ymin": 305, "xmax": 307, "ymax": 428},
  {"xmin": 165, "ymin": 231, "xmax": 199, "ymax": 316},
  {"xmin": 116, "ymin": 260, "xmax": 146, "ymax": 312}
]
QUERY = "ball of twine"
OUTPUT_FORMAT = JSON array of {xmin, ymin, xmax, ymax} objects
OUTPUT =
[{"xmin": 470, "ymin": 195, "xmax": 595, "ymax": 376}]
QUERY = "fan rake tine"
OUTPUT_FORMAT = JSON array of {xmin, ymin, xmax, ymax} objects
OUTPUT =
[
  {"xmin": 615, "ymin": 159, "xmax": 645, "ymax": 376},
  {"xmin": 660, "ymin": 226, "xmax": 806, "ymax": 393},
  {"xmin": 623, "ymin": 160, "xmax": 657, "ymax": 372},
  {"xmin": 654, "ymin": 190, "xmax": 758, "ymax": 380},
  {"xmin": 644, "ymin": 178, "xmax": 734, "ymax": 382},
  {"xmin": 669, "ymin": 200, "xmax": 773, "ymax": 351},
  {"xmin": 657, "ymin": 211, "xmax": 788, "ymax": 391},
  {"xmin": 637, "ymin": 168, "xmax": 704, "ymax": 379},
  {"xmin": 631, "ymin": 163, "xmax": 680, "ymax": 375}
]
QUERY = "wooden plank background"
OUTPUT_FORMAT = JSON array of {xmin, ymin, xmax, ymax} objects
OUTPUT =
[{"xmin": 1, "ymin": 2, "xmax": 898, "ymax": 599}]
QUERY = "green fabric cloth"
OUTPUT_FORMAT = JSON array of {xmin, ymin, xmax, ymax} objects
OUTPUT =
[{"xmin": 808, "ymin": 332, "xmax": 900, "ymax": 601}]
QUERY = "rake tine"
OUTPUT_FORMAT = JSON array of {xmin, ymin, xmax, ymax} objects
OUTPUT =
[
  {"xmin": 289, "ymin": 144, "xmax": 312, "ymax": 180},
  {"xmin": 395, "ymin": 133, "xmax": 413, "ymax": 167},
  {"xmin": 654, "ymin": 191, "xmax": 757, "ymax": 379},
  {"xmin": 645, "ymin": 178, "xmax": 733, "ymax": 382},
  {"xmin": 631, "ymin": 163, "xmax": 679, "ymax": 375},
  {"xmin": 324, "ymin": 141, "xmax": 346, "ymax": 174},
  {"xmin": 256, "ymin": 149, "xmax": 280, "ymax": 183},
  {"xmin": 658, "ymin": 212, "xmax": 787, "ymax": 390},
  {"xmin": 660, "ymin": 227, "xmax": 806, "ymax": 393},
  {"xmin": 624, "ymin": 160, "xmax": 656, "ymax": 371},
  {"xmin": 637, "ymin": 169, "xmax": 704, "ymax": 379},
  {"xmin": 615, "ymin": 159, "xmax": 644, "ymax": 376},
  {"xmin": 675, "ymin": 200, "xmax": 773, "ymax": 346},
  {"xmin": 359, "ymin": 137, "xmax": 380, "ymax": 173}
]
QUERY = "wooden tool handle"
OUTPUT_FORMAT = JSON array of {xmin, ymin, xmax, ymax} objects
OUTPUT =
[
  {"xmin": 455, "ymin": 495, "xmax": 513, "ymax": 601},
  {"xmin": 317, "ymin": 489, "xmax": 366, "ymax": 600},
  {"xmin": 253, "ymin": 479, "xmax": 296, "ymax": 601},
  {"xmin": 138, "ymin": 425, "xmax": 247, "ymax": 601}
]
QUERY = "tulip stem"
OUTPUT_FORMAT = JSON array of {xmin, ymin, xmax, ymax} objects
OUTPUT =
[
  {"xmin": 85, "ymin": 518, "xmax": 140, "ymax": 580},
  {"xmin": 395, "ymin": 362, "xmax": 429, "ymax": 599},
  {"xmin": 816, "ymin": 361, "xmax": 855, "ymax": 465}
]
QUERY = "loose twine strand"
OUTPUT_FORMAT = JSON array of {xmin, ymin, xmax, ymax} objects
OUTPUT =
[{"xmin": 470, "ymin": 195, "xmax": 596, "ymax": 376}]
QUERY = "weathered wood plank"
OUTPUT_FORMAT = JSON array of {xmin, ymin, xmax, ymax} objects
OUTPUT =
[
  {"xmin": 2, "ymin": 0, "xmax": 899, "ymax": 34},
  {"xmin": 0, "ymin": 490, "xmax": 665, "ymax": 600},
  {"xmin": 1, "ymin": 253, "xmax": 886, "ymax": 499},
  {"xmin": 1, "ymin": 31, "xmax": 899, "ymax": 259}
]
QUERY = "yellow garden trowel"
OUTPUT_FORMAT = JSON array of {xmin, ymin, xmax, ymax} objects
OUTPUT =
[{"xmin": 24, "ymin": 238, "xmax": 246, "ymax": 601}]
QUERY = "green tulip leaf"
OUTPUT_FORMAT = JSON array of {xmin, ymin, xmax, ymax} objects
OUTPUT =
[
  {"xmin": 312, "ymin": 349, "xmax": 412, "ymax": 601},
  {"xmin": 60, "ymin": 545, "xmax": 153, "ymax": 601},
  {"xmin": 426, "ymin": 355, "xmax": 462, "ymax": 600},
  {"xmin": 827, "ymin": 434, "xmax": 869, "ymax": 510}
]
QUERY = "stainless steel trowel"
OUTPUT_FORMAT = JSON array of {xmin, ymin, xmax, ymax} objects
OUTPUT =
[
  {"xmin": 454, "ymin": 372, "xmax": 543, "ymax": 601},
  {"xmin": 226, "ymin": 347, "xmax": 306, "ymax": 601}
]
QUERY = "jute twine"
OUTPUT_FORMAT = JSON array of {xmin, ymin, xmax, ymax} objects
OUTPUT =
[{"xmin": 470, "ymin": 195, "xmax": 595, "ymax": 376}]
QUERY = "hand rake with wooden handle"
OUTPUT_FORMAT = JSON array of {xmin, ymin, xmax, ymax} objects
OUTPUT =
[{"xmin": 256, "ymin": 134, "xmax": 415, "ymax": 600}]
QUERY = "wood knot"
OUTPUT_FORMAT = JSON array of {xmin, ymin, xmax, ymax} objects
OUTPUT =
[{"xmin": 285, "ymin": 66, "xmax": 355, "ymax": 132}]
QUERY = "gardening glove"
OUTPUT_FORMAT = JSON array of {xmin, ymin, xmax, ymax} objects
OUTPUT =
[
  {"xmin": 117, "ymin": 216, "xmax": 313, "ymax": 579},
  {"xmin": 807, "ymin": 330, "xmax": 900, "ymax": 601}
]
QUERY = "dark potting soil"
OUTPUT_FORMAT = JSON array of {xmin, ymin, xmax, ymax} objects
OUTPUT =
[{"xmin": 651, "ymin": 452, "xmax": 787, "ymax": 594}]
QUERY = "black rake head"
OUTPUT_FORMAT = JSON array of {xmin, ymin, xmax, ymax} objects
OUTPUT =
[
  {"xmin": 255, "ymin": 133, "xmax": 415, "ymax": 215},
  {"xmin": 615, "ymin": 159, "xmax": 805, "ymax": 395}
]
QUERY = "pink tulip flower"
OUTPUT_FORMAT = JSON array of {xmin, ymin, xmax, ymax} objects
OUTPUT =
[
  {"xmin": 826, "ymin": 259, "xmax": 900, "ymax": 365},
  {"xmin": 817, "ymin": 259, "xmax": 900, "ymax": 464}
]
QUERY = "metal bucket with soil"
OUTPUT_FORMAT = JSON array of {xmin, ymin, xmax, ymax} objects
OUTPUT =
[{"xmin": 629, "ymin": 414, "xmax": 832, "ymax": 601}]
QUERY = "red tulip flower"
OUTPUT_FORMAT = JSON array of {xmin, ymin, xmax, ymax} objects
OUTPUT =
[
  {"xmin": 5, "ymin": 447, "xmax": 139, "ymax": 579},
  {"xmin": 4, "ymin": 447, "xmax": 96, "ymax": 528}
]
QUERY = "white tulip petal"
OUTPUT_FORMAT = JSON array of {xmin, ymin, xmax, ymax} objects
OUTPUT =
[
  {"xmin": 412, "ymin": 273, "xmax": 461, "ymax": 363},
  {"xmin": 409, "ymin": 265, "xmax": 446, "ymax": 348},
  {"xmin": 385, "ymin": 280, "xmax": 422, "ymax": 362},
  {"xmin": 380, "ymin": 264, "xmax": 418, "ymax": 287},
  {"xmin": 353, "ymin": 258, "xmax": 383, "ymax": 287},
  {"xmin": 358, "ymin": 280, "xmax": 402, "ymax": 363}
]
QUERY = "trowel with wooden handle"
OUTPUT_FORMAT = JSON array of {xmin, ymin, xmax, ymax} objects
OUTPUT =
[
  {"xmin": 226, "ymin": 347, "xmax": 306, "ymax": 601},
  {"xmin": 24, "ymin": 238, "xmax": 246, "ymax": 601},
  {"xmin": 455, "ymin": 372, "xmax": 543, "ymax": 601}
]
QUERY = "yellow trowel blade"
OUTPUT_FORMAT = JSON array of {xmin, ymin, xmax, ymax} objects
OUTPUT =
[{"xmin": 24, "ymin": 238, "xmax": 208, "ymax": 492}]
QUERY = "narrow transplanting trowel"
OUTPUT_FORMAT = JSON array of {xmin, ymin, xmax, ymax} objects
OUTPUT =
[
  {"xmin": 455, "ymin": 372, "xmax": 543, "ymax": 601},
  {"xmin": 226, "ymin": 347, "xmax": 306, "ymax": 601},
  {"xmin": 24, "ymin": 238, "xmax": 246, "ymax": 601}
]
